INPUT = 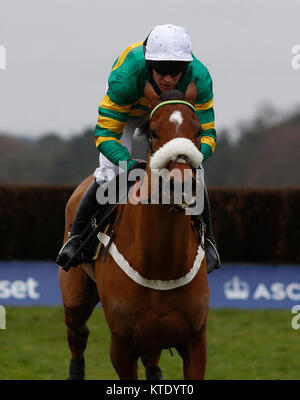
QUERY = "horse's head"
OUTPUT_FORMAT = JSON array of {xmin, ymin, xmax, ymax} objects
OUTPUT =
[{"xmin": 140, "ymin": 82, "xmax": 203, "ymax": 211}]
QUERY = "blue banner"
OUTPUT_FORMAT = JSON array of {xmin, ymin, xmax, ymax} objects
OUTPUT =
[
  {"xmin": 0, "ymin": 261, "xmax": 300, "ymax": 309},
  {"xmin": 208, "ymin": 264, "xmax": 300, "ymax": 309},
  {"xmin": 0, "ymin": 261, "xmax": 61, "ymax": 306}
]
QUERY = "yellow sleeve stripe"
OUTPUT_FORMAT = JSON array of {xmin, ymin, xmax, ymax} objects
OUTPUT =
[
  {"xmin": 97, "ymin": 116, "xmax": 126, "ymax": 134},
  {"xmin": 201, "ymin": 121, "xmax": 215, "ymax": 131},
  {"xmin": 95, "ymin": 136, "xmax": 122, "ymax": 148},
  {"xmin": 129, "ymin": 108, "xmax": 148, "ymax": 117},
  {"xmin": 201, "ymin": 136, "xmax": 216, "ymax": 152},
  {"xmin": 195, "ymin": 98, "xmax": 214, "ymax": 111},
  {"xmin": 112, "ymin": 41, "xmax": 143, "ymax": 71},
  {"xmin": 100, "ymin": 94, "xmax": 133, "ymax": 112},
  {"xmin": 135, "ymin": 97, "xmax": 150, "ymax": 108}
]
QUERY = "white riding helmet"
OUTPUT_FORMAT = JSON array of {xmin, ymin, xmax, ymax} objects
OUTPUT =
[{"xmin": 144, "ymin": 24, "xmax": 193, "ymax": 62}]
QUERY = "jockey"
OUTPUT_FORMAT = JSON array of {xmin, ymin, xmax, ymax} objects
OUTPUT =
[{"xmin": 57, "ymin": 24, "xmax": 220, "ymax": 273}]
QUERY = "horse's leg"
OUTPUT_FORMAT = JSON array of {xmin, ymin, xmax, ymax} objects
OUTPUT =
[
  {"xmin": 59, "ymin": 266, "xmax": 99, "ymax": 380},
  {"xmin": 177, "ymin": 323, "xmax": 207, "ymax": 380},
  {"xmin": 110, "ymin": 335, "xmax": 138, "ymax": 380},
  {"xmin": 141, "ymin": 351, "xmax": 163, "ymax": 380}
]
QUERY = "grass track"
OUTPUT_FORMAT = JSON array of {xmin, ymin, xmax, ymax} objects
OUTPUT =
[{"xmin": 0, "ymin": 306, "xmax": 299, "ymax": 380}]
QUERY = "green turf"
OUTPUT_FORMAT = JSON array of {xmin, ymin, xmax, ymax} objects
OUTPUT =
[{"xmin": 0, "ymin": 306, "xmax": 299, "ymax": 380}]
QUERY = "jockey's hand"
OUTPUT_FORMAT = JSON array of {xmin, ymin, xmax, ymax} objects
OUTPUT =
[
  {"xmin": 127, "ymin": 159, "xmax": 147, "ymax": 173},
  {"xmin": 127, "ymin": 160, "xmax": 147, "ymax": 184}
]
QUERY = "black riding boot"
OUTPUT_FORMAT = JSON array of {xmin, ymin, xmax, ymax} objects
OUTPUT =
[
  {"xmin": 193, "ymin": 185, "xmax": 221, "ymax": 273},
  {"xmin": 56, "ymin": 180, "xmax": 100, "ymax": 270}
]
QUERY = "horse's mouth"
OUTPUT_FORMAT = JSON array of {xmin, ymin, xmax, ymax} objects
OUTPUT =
[{"xmin": 167, "ymin": 175, "xmax": 198, "ymax": 209}]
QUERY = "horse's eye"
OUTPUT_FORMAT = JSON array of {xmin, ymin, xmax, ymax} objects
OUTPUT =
[
  {"xmin": 149, "ymin": 130, "xmax": 159, "ymax": 139},
  {"xmin": 195, "ymin": 128, "xmax": 202, "ymax": 138}
]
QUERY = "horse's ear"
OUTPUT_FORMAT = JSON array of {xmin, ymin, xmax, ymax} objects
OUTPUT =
[
  {"xmin": 145, "ymin": 82, "xmax": 160, "ymax": 108},
  {"xmin": 185, "ymin": 82, "xmax": 198, "ymax": 105}
]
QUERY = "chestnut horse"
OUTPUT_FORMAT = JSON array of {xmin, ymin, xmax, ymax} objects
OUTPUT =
[{"xmin": 58, "ymin": 82, "xmax": 209, "ymax": 380}]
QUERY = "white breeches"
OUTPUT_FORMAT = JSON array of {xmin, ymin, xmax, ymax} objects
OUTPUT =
[{"xmin": 93, "ymin": 119, "xmax": 141, "ymax": 184}]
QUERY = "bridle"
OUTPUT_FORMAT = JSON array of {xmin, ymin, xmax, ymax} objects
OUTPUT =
[
  {"xmin": 142, "ymin": 99, "xmax": 200, "ymax": 211},
  {"xmin": 149, "ymin": 100, "xmax": 196, "ymax": 120}
]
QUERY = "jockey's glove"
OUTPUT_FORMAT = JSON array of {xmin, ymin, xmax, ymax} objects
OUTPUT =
[
  {"xmin": 127, "ymin": 159, "xmax": 147, "ymax": 173},
  {"xmin": 127, "ymin": 160, "xmax": 147, "ymax": 183}
]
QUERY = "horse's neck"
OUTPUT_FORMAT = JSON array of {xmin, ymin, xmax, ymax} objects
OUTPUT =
[
  {"xmin": 136, "ymin": 169, "xmax": 193, "ymax": 250},
  {"xmin": 122, "ymin": 203, "xmax": 196, "ymax": 279},
  {"xmin": 138, "ymin": 204, "xmax": 190, "ymax": 245}
]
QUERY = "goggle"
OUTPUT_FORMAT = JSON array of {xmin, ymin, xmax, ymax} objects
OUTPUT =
[{"xmin": 150, "ymin": 61, "xmax": 189, "ymax": 77}]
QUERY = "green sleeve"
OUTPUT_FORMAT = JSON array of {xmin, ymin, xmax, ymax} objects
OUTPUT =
[
  {"xmin": 201, "ymin": 143, "xmax": 213, "ymax": 161},
  {"xmin": 98, "ymin": 140, "xmax": 136, "ymax": 171}
]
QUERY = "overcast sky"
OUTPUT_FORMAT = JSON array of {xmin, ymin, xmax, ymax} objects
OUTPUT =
[{"xmin": 0, "ymin": 0, "xmax": 299, "ymax": 140}]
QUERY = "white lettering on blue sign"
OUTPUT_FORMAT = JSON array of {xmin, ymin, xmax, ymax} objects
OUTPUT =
[
  {"xmin": 0, "ymin": 278, "xmax": 40, "ymax": 299},
  {"xmin": 224, "ymin": 277, "xmax": 300, "ymax": 302}
]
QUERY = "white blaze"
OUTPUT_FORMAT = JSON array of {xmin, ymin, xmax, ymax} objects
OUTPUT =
[{"xmin": 169, "ymin": 110, "xmax": 183, "ymax": 132}]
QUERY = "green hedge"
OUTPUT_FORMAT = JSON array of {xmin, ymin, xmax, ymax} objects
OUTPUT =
[
  {"xmin": 0, "ymin": 185, "xmax": 299, "ymax": 263},
  {"xmin": 0, "ymin": 184, "xmax": 74, "ymax": 261},
  {"xmin": 209, "ymin": 188, "xmax": 300, "ymax": 264}
]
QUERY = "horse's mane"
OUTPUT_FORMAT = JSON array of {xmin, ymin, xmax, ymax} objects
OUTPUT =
[{"xmin": 138, "ymin": 89, "xmax": 185, "ymax": 139}]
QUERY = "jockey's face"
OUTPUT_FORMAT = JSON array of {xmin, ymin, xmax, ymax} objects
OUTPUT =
[{"xmin": 152, "ymin": 70, "xmax": 182, "ymax": 92}]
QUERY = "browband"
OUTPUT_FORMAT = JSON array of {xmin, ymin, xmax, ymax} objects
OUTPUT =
[{"xmin": 150, "ymin": 100, "xmax": 196, "ymax": 120}]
